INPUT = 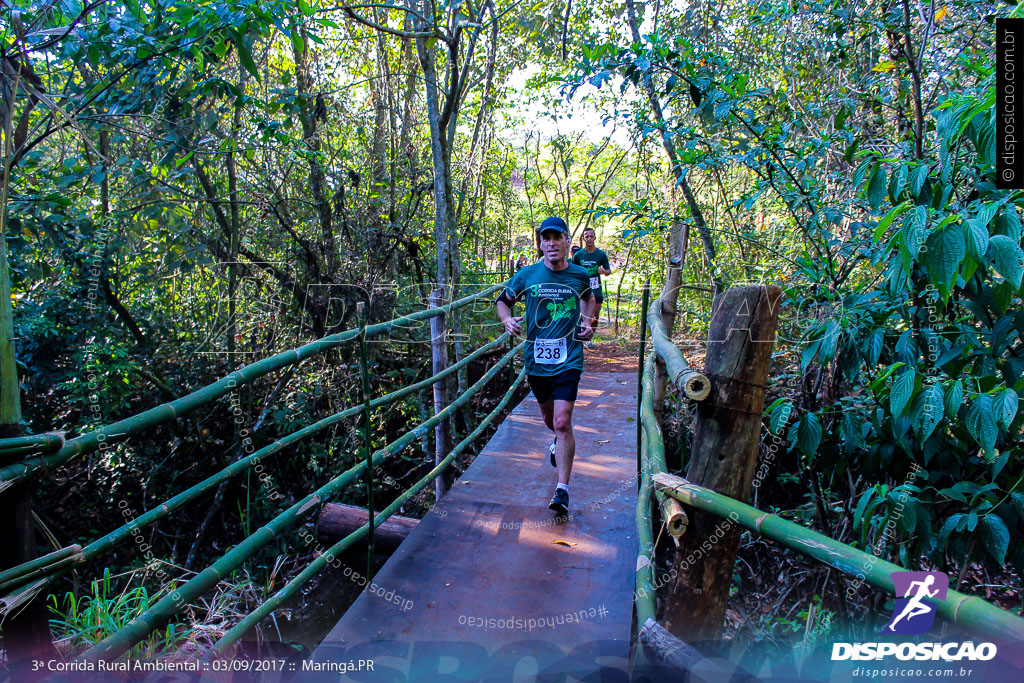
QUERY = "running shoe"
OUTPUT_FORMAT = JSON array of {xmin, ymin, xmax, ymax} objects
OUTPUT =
[
  {"xmin": 585, "ymin": 340, "xmax": 595, "ymax": 349},
  {"xmin": 549, "ymin": 488, "xmax": 569, "ymax": 516},
  {"xmin": 549, "ymin": 439, "xmax": 557, "ymax": 467}
]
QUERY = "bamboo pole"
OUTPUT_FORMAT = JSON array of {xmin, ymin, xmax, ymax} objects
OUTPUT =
[
  {"xmin": 653, "ymin": 472, "xmax": 1024, "ymax": 646},
  {"xmin": 636, "ymin": 281, "xmax": 650, "ymax": 475},
  {"xmin": 210, "ymin": 370, "xmax": 529, "ymax": 653},
  {"xmin": 357, "ymin": 302, "xmax": 375, "ymax": 582},
  {"xmin": 0, "ymin": 545, "xmax": 80, "ymax": 589},
  {"xmin": 641, "ymin": 353, "xmax": 688, "ymax": 538},
  {"xmin": 78, "ymin": 343, "xmax": 524, "ymax": 662},
  {"xmin": 646, "ymin": 294, "xmax": 710, "ymax": 401},
  {"xmin": 0, "ymin": 433, "xmax": 64, "ymax": 462},
  {"xmin": 634, "ymin": 425, "xmax": 656, "ymax": 626},
  {"xmin": 0, "ymin": 283, "xmax": 506, "ymax": 489},
  {"xmin": 0, "ymin": 334, "xmax": 512, "ymax": 595}
]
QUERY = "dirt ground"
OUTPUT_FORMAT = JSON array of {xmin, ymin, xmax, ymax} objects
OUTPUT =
[
  {"xmin": 583, "ymin": 322, "xmax": 705, "ymax": 374},
  {"xmin": 583, "ymin": 337, "xmax": 641, "ymax": 373}
]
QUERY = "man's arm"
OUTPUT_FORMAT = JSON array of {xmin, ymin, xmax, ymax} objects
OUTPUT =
[
  {"xmin": 579, "ymin": 293, "xmax": 597, "ymax": 340},
  {"xmin": 496, "ymin": 297, "xmax": 522, "ymax": 336},
  {"xmin": 599, "ymin": 253, "xmax": 612, "ymax": 275}
]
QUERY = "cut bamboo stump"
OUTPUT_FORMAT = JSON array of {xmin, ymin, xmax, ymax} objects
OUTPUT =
[
  {"xmin": 317, "ymin": 503, "xmax": 417, "ymax": 554},
  {"xmin": 663, "ymin": 285, "xmax": 782, "ymax": 641}
]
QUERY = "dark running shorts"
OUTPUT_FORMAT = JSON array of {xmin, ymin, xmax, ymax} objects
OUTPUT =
[
  {"xmin": 593, "ymin": 292, "xmax": 604, "ymax": 305},
  {"xmin": 528, "ymin": 369, "xmax": 583, "ymax": 403}
]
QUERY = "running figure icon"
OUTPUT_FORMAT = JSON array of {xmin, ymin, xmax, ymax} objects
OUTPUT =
[{"xmin": 885, "ymin": 574, "xmax": 939, "ymax": 633}]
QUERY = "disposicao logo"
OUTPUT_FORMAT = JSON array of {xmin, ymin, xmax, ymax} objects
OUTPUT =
[
  {"xmin": 831, "ymin": 571, "xmax": 997, "ymax": 662},
  {"xmin": 884, "ymin": 571, "xmax": 948, "ymax": 635}
]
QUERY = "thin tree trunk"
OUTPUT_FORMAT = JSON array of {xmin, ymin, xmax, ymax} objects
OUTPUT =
[{"xmin": 0, "ymin": 65, "xmax": 55, "ymax": 664}]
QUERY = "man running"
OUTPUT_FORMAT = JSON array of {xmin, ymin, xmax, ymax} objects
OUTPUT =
[
  {"xmin": 571, "ymin": 227, "xmax": 612, "ymax": 348},
  {"xmin": 496, "ymin": 216, "xmax": 596, "ymax": 516}
]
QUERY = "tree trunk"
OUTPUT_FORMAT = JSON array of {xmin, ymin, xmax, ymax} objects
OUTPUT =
[
  {"xmin": 662, "ymin": 285, "xmax": 782, "ymax": 641},
  {"xmin": 0, "ymin": 78, "xmax": 55, "ymax": 663},
  {"xmin": 429, "ymin": 289, "xmax": 453, "ymax": 499}
]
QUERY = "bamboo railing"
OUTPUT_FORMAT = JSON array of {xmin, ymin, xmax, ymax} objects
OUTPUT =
[
  {"xmin": 646, "ymin": 291, "xmax": 710, "ymax": 401},
  {"xmin": 0, "ymin": 283, "xmax": 504, "ymax": 490},
  {"xmin": 634, "ymin": 306, "xmax": 1024, "ymax": 647},
  {"xmin": 79, "ymin": 342, "xmax": 524, "ymax": 662},
  {"xmin": 209, "ymin": 369, "xmax": 529, "ymax": 653},
  {"xmin": 0, "ymin": 282, "xmax": 528, "ymax": 661},
  {"xmin": 652, "ymin": 472, "xmax": 1024, "ymax": 645},
  {"xmin": 0, "ymin": 334, "xmax": 513, "ymax": 599}
]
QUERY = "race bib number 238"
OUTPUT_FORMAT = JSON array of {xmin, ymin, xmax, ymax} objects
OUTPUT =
[{"xmin": 533, "ymin": 338, "xmax": 567, "ymax": 364}]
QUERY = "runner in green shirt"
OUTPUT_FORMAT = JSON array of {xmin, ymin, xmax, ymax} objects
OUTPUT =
[
  {"xmin": 496, "ymin": 217, "xmax": 596, "ymax": 517},
  {"xmin": 571, "ymin": 227, "xmax": 613, "ymax": 348}
]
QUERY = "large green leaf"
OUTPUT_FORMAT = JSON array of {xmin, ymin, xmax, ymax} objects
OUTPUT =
[
  {"xmin": 797, "ymin": 412, "xmax": 822, "ymax": 456},
  {"xmin": 943, "ymin": 380, "xmax": 963, "ymax": 419},
  {"xmin": 976, "ymin": 119, "xmax": 996, "ymax": 167},
  {"xmin": 890, "ymin": 370, "xmax": 915, "ymax": 417},
  {"xmin": 966, "ymin": 394, "xmax": 998, "ymax": 455},
  {"xmin": 889, "ymin": 164, "xmax": 908, "ymax": 202},
  {"xmin": 995, "ymin": 388, "xmax": 1019, "ymax": 429},
  {"xmin": 981, "ymin": 514, "xmax": 1009, "ymax": 564},
  {"xmin": 909, "ymin": 384, "xmax": 944, "ymax": 442},
  {"xmin": 909, "ymin": 165, "xmax": 929, "ymax": 199},
  {"xmin": 866, "ymin": 328, "xmax": 884, "ymax": 366},
  {"xmin": 901, "ymin": 205, "xmax": 928, "ymax": 258},
  {"xmin": 230, "ymin": 29, "xmax": 262, "ymax": 82},
  {"xmin": 769, "ymin": 399, "xmax": 793, "ymax": 435},
  {"xmin": 873, "ymin": 202, "xmax": 911, "ymax": 243},
  {"xmin": 986, "ymin": 235, "xmax": 1024, "ymax": 288},
  {"xmin": 867, "ymin": 164, "xmax": 887, "ymax": 212},
  {"xmin": 964, "ymin": 218, "xmax": 989, "ymax": 260},
  {"xmin": 922, "ymin": 224, "xmax": 966, "ymax": 300}
]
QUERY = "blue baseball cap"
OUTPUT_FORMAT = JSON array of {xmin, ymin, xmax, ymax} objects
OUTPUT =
[{"xmin": 537, "ymin": 216, "xmax": 569, "ymax": 237}]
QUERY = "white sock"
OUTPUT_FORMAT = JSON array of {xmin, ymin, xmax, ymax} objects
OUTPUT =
[{"xmin": 556, "ymin": 483, "xmax": 569, "ymax": 493}]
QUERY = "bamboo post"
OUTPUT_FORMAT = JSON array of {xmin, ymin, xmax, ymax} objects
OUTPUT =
[
  {"xmin": 646, "ymin": 298, "xmax": 710, "ymax": 401},
  {"xmin": 357, "ymin": 302, "xmax": 375, "ymax": 580},
  {"xmin": 636, "ymin": 280, "xmax": 650, "ymax": 477},
  {"xmin": 428, "ymin": 289, "xmax": 452, "ymax": 500},
  {"xmin": 662, "ymin": 285, "xmax": 782, "ymax": 640},
  {"xmin": 640, "ymin": 353, "xmax": 689, "ymax": 540},
  {"xmin": 634, "ymin": 426, "xmax": 656, "ymax": 626}
]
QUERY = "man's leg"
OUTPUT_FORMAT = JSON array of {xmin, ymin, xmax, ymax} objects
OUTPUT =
[
  {"xmin": 552, "ymin": 399, "xmax": 576, "ymax": 484},
  {"xmin": 538, "ymin": 399, "xmax": 555, "ymax": 433}
]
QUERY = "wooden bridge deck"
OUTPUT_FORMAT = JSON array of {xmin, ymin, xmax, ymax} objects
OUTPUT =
[{"xmin": 306, "ymin": 371, "xmax": 639, "ymax": 681}]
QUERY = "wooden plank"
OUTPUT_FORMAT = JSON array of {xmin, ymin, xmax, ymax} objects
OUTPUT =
[
  {"xmin": 317, "ymin": 503, "xmax": 418, "ymax": 554},
  {"xmin": 306, "ymin": 372, "xmax": 638, "ymax": 680}
]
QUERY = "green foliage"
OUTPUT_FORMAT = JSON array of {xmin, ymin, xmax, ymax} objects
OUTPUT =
[
  {"xmin": 48, "ymin": 569, "xmax": 188, "ymax": 658},
  {"xmin": 566, "ymin": 0, "xmax": 1024, "ymax": 584}
]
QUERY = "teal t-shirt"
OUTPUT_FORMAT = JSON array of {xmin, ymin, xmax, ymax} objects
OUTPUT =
[
  {"xmin": 501, "ymin": 261, "xmax": 593, "ymax": 376},
  {"xmin": 572, "ymin": 248, "xmax": 611, "ymax": 295}
]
